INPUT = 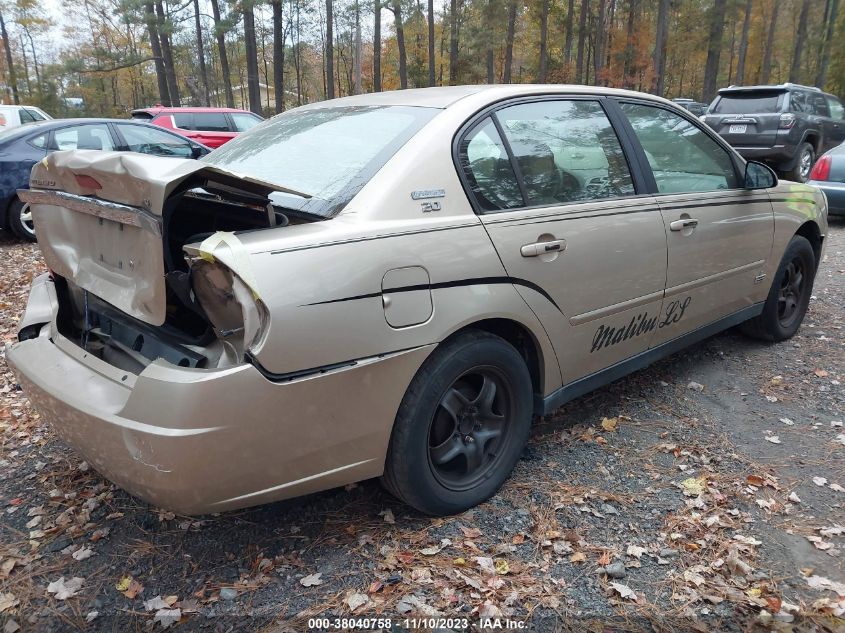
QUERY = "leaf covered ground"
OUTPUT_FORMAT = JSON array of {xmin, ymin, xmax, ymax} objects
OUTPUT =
[{"xmin": 1, "ymin": 222, "xmax": 844, "ymax": 632}]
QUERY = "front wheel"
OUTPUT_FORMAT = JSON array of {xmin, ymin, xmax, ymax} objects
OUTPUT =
[
  {"xmin": 8, "ymin": 197, "xmax": 36, "ymax": 242},
  {"xmin": 741, "ymin": 235, "xmax": 815, "ymax": 341},
  {"xmin": 382, "ymin": 331, "xmax": 533, "ymax": 515}
]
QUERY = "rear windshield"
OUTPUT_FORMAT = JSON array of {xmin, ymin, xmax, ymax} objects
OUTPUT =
[
  {"xmin": 713, "ymin": 92, "xmax": 783, "ymax": 114},
  {"xmin": 201, "ymin": 105, "xmax": 437, "ymax": 217}
]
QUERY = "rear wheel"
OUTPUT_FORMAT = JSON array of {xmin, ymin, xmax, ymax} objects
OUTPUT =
[
  {"xmin": 8, "ymin": 197, "xmax": 36, "ymax": 242},
  {"xmin": 783, "ymin": 142, "xmax": 814, "ymax": 182},
  {"xmin": 741, "ymin": 235, "xmax": 815, "ymax": 341},
  {"xmin": 382, "ymin": 331, "xmax": 533, "ymax": 515}
]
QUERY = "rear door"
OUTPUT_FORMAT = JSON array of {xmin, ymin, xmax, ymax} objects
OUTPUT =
[
  {"xmin": 617, "ymin": 100, "xmax": 774, "ymax": 346},
  {"xmin": 709, "ymin": 90, "xmax": 785, "ymax": 148},
  {"xmin": 824, "ymin": 95, "xmax": 845, "ymax": 149},
  {"xmin": 189, "ymin": 112, "xmax": 236, "ymax": 147},
  {"xmin": 457, "ymin": 97, "xmax": 667, "ymax": 387}
]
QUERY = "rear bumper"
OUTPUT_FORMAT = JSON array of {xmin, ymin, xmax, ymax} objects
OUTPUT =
[
  {"xmin": 6, "ymin": 276, "xmax": 433, "ymax": 514},
  {"xmin": 733, "ymin": 145, "xmax": 798, "ymax": 168},
  {"xmin": 807, "ymin": 180, "xmax": 845, "ymax": 216}
]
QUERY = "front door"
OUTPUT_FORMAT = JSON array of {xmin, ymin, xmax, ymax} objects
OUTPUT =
[
  {"xmin": 457, "ymin": 98, "xmax": 668, "ymax": 387},
  {"xmin": 617, "ymin": 101, "xmax": 774, "ymax": 346}
]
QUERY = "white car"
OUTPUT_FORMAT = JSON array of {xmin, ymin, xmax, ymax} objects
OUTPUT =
[{"xmin": 0, "ymin": 104, "xmax": 52, "ymax": 129}]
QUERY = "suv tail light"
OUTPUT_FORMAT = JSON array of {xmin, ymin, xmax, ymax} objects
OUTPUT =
[
  {"xmin": 778, "ymin": 113, "xmax": 796, "ymax": 130},
  {"xmin": 809, "ymin": 155, "xmax": 831, "ymax": 181}
]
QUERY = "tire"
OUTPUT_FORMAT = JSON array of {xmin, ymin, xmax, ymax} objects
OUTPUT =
[
  {"xmin": 783, "ymin": 142, "xmax": 814, "ymax": 182},
  {"xmin": 382, "ymin": 330, "xmax": 533, "ymax": 516},
  {"xmin": 741, "ymin": 235, "xmax": 815, "ymax": 342},
  {"xmin": 8, "ymin": 197, "xmax": 36, "ymax": 242}
]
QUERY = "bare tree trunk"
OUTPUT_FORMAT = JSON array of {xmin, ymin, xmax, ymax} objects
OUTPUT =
[
  {"xmin": 594, "ymin": 0, "xmax": 607, "ymax": 85},
  {"xmin": 427, "ymin": 0, "xmax": 435, "ymax": 86},
  {"xmin": 734, "ymin": 0, "xmax": 751, "ymax": 86},
  {"xmin": 789, "ymin": 0, "xmax": 810, "ymax": 83},
  {"xmin": 536, "ymin": 0, "xmax": 549, "ymax": 82},
  {"xmin": 652, "ymin": 0, "xmax": 669, "ymax": 96},
  {"xmin": 564, "ymin": 0, "xmax": 575, "ymax": 70},
  {"xmin": 325, "ymin": 0, "xmax": 334, "ymax": 98},
  {"xmin": 354, "ymin": 0, "xmax": 362, "ymax": 93},
  {"xmin": 144, "ymin": 2, "xmax": 170, "ymax": 105},
  {"xmin": 816, "ymin": 0, "xmax": 839, "ymax": 88},
  {"xmin": 210, "ymin": 0, "xmax": 234, "ymax": 108},
  {"xmin": 391, "ymin": 0, "xmax": 407, "ymax": 88},
  {"xmin": 761, "ymin": 0, "xmax": 779, "ymax": 84},
  {"xmin": 272, "ymin": 0, "xmax": 284, "ymax": 111},
  {"xmin": 621, "ymin": 0, "xmax": 636, "ymax": 88},
  {"xmin": 0, "ymin": 9, "xmax": 18, "ymax": 104},
  {"xmin": 155, "ymin": 1, "xmax": 180, "ymax": 105},
  {"xmin": 503, "ymin": 0, "xmax": 516, "ymax": 82},
  {"xmin": 373, "ymin": 0, "xmax": 381, "ymax": 91},
  {"xmin": 193, "ymin": 0, "xmax": 210, "ymax": 105},
  {"xmin": 449, "ymin": 0, "xmax": 458, "ymax": 85},
  {"xmin": 702, "ymin": 0, "xmax": 727, "ymax": 102},
  {"xmin": 242, "ymin": 2, "xmax": 262, "ymax": 113},
  {"xmin": 575, "ymin": 0, "xmax": 588, "ymax": 83}
]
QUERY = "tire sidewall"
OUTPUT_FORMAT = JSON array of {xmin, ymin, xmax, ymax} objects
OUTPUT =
[
  {"xmin": 387, "ymin": 334, "xmax": 532, "ymax": 515},
  {"xmin": 9, "ymin": 198, "xmax": 36, "ymax": 242},
  {"xmin": 760, "ymin": 236, "xmax": 815, "ymax": 340}
]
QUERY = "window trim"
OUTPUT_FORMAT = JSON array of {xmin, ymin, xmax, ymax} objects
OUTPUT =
[
  {"xmin": 452, "ymin": 94, "xmax": 649, "ymax": 216},
  {"xmin": 610, "ymin": 97, "xmax": 746, "ymax": 196}
]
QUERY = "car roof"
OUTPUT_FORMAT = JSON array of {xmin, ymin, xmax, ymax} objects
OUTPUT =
[
  {"xmin": 298, "ymin": 84, "xmax": 679, "ymax": 111},
  {"xmin": 718, "ymin": 83, "xmax": 827, "ymax": 95},
  {"xmin": 132, "ymin": 106, "xmax": 254, "ymax": 114},
  {"xmin": 0, "ymin": 118, "xmax": 209, "ymax": 146}
]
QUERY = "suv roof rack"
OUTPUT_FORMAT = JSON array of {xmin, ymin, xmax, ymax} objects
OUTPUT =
[{"xmin": 782, "ymin": 82, "xmax": 822, "ymax": 92}]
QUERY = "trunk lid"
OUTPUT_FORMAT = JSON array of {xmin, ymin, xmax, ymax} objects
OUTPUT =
[{"xmin": 20, "ymin": 150, "xmax": 295, "ymax": 326}]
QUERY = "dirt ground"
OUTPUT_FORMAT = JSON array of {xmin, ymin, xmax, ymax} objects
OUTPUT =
[{"xmin": 1, "ymin": 220, "xmax": 843, "ymax": 633}]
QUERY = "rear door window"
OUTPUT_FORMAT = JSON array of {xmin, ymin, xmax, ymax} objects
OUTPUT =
[
  {"xmin": 192, "ymin": 112, "xmax": 231, "ymax": 132},
  {"xmin": 494, "ymin": 99, "xmax": 635, "ymax": 206},
  {"xmin": 116, "ymin": 124, "xmax": 195, "ymax": 157},
  {"xmin": 826, "ymin": 96, "xmax": 845, "ymax": 120},
  {"xmin": 458, "ymin": 117, "xmax": 524, "ymax": 212},
  {"xmin": 52, "ymin": 124, "xmax": 116, "ymax": 151}
]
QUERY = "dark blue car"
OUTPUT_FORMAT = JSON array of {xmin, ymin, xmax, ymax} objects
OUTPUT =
[{"xmin": 0, "ymin": 118, "xmax": 210, "ymax": 241}]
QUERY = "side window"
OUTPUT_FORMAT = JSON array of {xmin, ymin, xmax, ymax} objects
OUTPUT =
[
  {"xmin": 171, "ymin": 113, "xmax": 194, "ymax": 129},
  {"xmin": 620, "ymin": 102, "xmax": 738, "ymax": 194},
  {"xmin": 230, "ymin": 112, "xmax": 262, "ymax": 132},
  {"xmin": 25, "ymin": 108, "xmax": 46, "ymax": 121},
  {"xmin": 117, "ymin": 124, "xmax": 194, "ymax": 158},
  {"xmin": 53, "ymin": 124, "xmax": 115, "ymax": 151},
  {"xmin": 810, "ymin": 92, "xmax": 829, "ymax": 117},
  {"xmin": 191, "ymin": 112, "xmax": 230, "ymax": 132},
  {"xmin": 495, "ymin": 99, "xmax": 635, "ymax": 206},
  {"xmin": 29, "ymin": 134, "xmax": 47, "ymax": 149},
  {"xmin": 826, "ymin": 96, "xmax": 845, "ymax": 120},
  {"xmin": 18, "ymin": 108, "xmax": 35, "ymax": 124},
  {"xmin": 790, "ymin": 91, "xmax": 809, "ymax": 113},
  {"xmin": 458, "ymin": 117, "xmax": 523, "ymax": 212}
]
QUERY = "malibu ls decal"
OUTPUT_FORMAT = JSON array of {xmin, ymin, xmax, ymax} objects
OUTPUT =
[{"xmin": 591, "ymin": 297, "xmax": 692, "ymax": 353}]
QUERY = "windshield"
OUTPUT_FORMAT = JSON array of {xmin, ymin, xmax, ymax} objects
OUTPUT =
[
  {"xmin": 713, "ymin": 92, "xmax": 783, "ymax": 114},
  {"xmin": 202, "ymin": 105, "xmax": 437, "ymax": 217}
]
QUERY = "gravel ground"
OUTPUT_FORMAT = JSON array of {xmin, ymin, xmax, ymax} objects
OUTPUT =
[{"xmin": 1, "ymin": 220, "xmax": 843, "ymax": 632}]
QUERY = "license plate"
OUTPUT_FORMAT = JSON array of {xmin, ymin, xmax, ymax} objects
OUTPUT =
[{"xmin": 729, "ymin": 124, "xmax": 747, "ymax": 134}]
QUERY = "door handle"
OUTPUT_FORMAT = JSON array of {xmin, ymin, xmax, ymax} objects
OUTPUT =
[
  {"xmin": 669, "ymin": 218, "xmax": 699, "ymax": 231},
  {"xmin": 521, "ymin": 239, "xmax": 565, "ymax": 257}
]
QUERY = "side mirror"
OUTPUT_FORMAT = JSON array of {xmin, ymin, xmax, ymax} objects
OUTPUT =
[
  {"xmin": 191, "ymin": 145, "xmax": 207, "ymax": 159},
  {"xmin": 744, "ymin": 160, "xmax": 778, "ymax": 189}
]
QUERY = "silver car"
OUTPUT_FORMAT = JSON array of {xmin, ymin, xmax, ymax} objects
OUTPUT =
[{"xmin": 6, "ymin": 85, "xmax": 828, "ymax": 516}]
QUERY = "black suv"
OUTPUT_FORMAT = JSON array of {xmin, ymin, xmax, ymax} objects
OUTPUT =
[
  {"xmin": 702, "ymin": 83, "xmax": 845, "ymax": 181},
  {"xmin": 671, "ymin": 98, "xmax": 708, "ymax": 117}
]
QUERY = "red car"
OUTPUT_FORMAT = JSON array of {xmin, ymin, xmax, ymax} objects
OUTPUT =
[{"xmin": 130, "ymin": 106, "xmax": 263, "ymax": 148}]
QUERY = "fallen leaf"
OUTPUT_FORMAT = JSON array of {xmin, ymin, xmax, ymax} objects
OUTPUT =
[
  {"xmin": 460, "ymin": 526, "xmax": 483, "ymax": 539},
  {"xmin": 600, "ymin": 417, "xmax": 618, "ymax": 432},
  {"xmin": 115, "ymin": 576, "xmax": 132, "ymax": 592},
  {"xmin": 765, "ymin": 436, "xmax": 782, "ymax": 444},
  {"xmin": 687, "ymin": 381, "xmax": 705, "ymax": 392},
  {"xmin": 379, "ymin": 509, "xmax": 395, "ymax": 524},
  {"xmin": 681, "ymin": 477, "xmax": 706, "ymax": 496},
  {"xmin": 475, "ymin": 556, "xmax": 496, "ymax": 575},
  {"xmin": 121, "ymin": 580, "xmax": 144, "ymax": 599},
  {"xmin": 684, "ymin": 569, "xmax": 706, "ymax": 587},
  {"xmin": 47, "ymin": 577, "xmax": 83, "ymax": 600},
  {"xmin": 494, "ymin": 559, "xmax": 510, "ymax": 575},
  {"xmin": 626, "ymin": 545, "xmax": 646, "ymax": 559},
  {"xmin": 569, "ymin": 552, "xmax": 586, "ymax": 563},
  {"xmin": 609, "ymin": 581, "xmax": 637, "ymax": 601},
  {"xmin": 779, "ymin": 417, "xmax": 795, "ymax": 426},
  {"xmin": 153, "ymin": 608, "xmax": 181, "ymax": 629},
  {"xmin": 85, "ymin": 611, "xmax": 98, "ymax": 623},
  {"xmin": 746, "ymin": 475, "xmax": 765, "ymax": 487},
  {"xmin": 345, "ymin": 592, "xmax": 369, "ymax": 612},
  {"xmin": 3, "ymin": 620, "xmax": 19, "ymax": 633},
  {"xmin": 813, "ymin": 476, "xmax": 829, "ymax": 487},
  {"xmin": 512, "ymin": 534, "xmax": 525, "ymax": 544},
  {"xmin": 805, "ymin": 574, "xmax": 845, "ymax": 597},
  {"xmin": 144, "ymin": 596, "xmax": 172, "ymax": 611},
  {"xmin": 834, "ymin": 434, "xmax": 845, "ymax": 447},
  {"xmin": 597, "ymin": 551, "xmax": 611, "ymax": 566},
  {"xmin": 0, "ymin": 593, "xmax": 18, "ymax": 613},
  {"xmin": 419, "ymin": 545, "xmax": 441, "ymax": 556},
  {"xmin": 789, "ymin": 491, "xmax": 802, "ymax": 503},
  {"xmin": 72, "ymin": 547, "xmax": 93, "ymax": 562},
  {"xmin": 300, "ymin": 573, "xmax": 323, "ymax": 587},
  {"xmin": 815, "ymin": 369, "xmax": 830, "ymax": 378}
]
